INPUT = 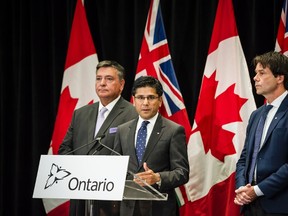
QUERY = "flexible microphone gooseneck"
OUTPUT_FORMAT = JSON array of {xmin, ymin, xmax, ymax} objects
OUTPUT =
[
  {"xmin": 93, "ymin": 139, "xmax": 146, "ymax": 179},
  {"xmin": 91, "ymin": 138, "xmax": 121, "ymax": 156},
  {"xmin": 64, "ymin": 134, "xmax": 105, "ymax": 155}
]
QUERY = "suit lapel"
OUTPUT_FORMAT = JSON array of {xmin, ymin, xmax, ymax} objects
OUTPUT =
[
  {"xmin": 128, "ymin": 119, "xmax": 139, "ymax": 171},
  {"xmin": 263, "ymin": 95, "xmax": 288, "ymax": 145},
  {"xmin": 88, "ymin": 103, "xmax": 99, "ymax": 141},
  {"xmin": 141, "ymin": 115, "xmax": 164, "ymax": 167},
  {"xmin": 97, "ymin": 98, "xmax": 125, "ymax": 136},
  {"xmin": 245, "ymin": 107, "xmax": 263, "ymax": 161}
]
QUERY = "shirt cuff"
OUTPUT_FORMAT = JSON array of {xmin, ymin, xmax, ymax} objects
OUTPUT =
[
  {"xmin": 155, "ymin": 173, "xmax": 161, "ymax": 188},
  {"xmin": 254, "ymin": 185, "xmax": 264, "ymax": 196}
]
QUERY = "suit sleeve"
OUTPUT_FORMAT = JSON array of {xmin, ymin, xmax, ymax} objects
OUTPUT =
[
  {"xmin": 159, "ymin": 125, "xmax": 189, "ymax": 191},
  {"xmin": 58, "ymin": 112, "xmax": 75, "ymax": 155},
  {"xmin": 235, "ymin": 111, "xmax": 255, "ymax": 188}
]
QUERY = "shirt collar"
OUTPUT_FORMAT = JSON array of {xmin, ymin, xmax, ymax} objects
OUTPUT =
[
  {"xmin": 269, "ymin": 91, "xmax": 288, "ymax": 108},
  {"xmin": 98, "ymin": 95, "xmax": 121, "ymax": 112},
  {"xmin": 138, "ymin": 112, "xmax": 159, "ymax": 126}
]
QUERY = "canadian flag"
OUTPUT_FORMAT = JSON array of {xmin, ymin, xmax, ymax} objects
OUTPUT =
[
  {"xmin": 180, "ymin": 0, "xmax": 256, "ymax": 215},
  {"xmin": 42, "ymin": 0, "xmax": 99, "ymax": 215},
  {"xmin": 275, "ymin": 0, "xmax": 288, "ymax": 56}
]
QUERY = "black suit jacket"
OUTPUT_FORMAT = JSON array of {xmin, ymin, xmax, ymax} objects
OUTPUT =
[
  {"xmin": 114, "ymin": 114, "xmax": 189, "ymax": 216},
  {"xmin": 236, "ymin": 94, "xmax": 288, "ymax": 214}
]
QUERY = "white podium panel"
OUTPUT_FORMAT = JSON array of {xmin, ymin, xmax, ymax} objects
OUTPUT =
[{"xmin": 33, "ymin": 155, "xmax": 129, "ymax": 201}]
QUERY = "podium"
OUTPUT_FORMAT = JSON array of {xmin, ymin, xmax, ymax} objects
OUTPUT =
[{"xmin": 33, "ymin": 155, "xmax": 167, "ymax": 202}]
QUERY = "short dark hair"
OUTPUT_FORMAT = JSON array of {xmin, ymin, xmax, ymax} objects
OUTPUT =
[
  {"xmin": 96, "ymin": 60, "xmax": 125, "ymax": 80},
  {"xmin": 132, "ymin": 76, "xmax": 163, "ymax": 96},
  {"xmin": 253, "ymin": 51, "xmax": 288, "ymax": 89}
]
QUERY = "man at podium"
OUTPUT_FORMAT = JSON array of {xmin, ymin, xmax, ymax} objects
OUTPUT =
[
  {"xmin": 58, "ymin": 60, "xmax": 138, "ymax": 216},
  {"xmin": 113, "ymin": 76, "xmax": 189, "ymax": 216}
]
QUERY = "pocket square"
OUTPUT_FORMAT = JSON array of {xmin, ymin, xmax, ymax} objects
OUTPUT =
[{"xmin": 109, "ymin": 127, "xmax": 117, "ymax": 134}]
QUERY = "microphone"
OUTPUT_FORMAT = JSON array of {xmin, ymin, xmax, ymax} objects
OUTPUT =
[
  {"xmin": 65, "ymin": 134, "xmax": 105, "ymax": 155},
  {"xmin": 93, "ymin": 139, "xmax": 142, "ymax": 176}
]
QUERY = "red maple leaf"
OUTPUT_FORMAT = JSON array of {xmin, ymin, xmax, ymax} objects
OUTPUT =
[
  {"xmin": 192, "ymin": 71, "xmax": 248, "ymax": 162},
  {"xmin": 51, "ymin": 87, "xmax": 79, "ymax": 154}
]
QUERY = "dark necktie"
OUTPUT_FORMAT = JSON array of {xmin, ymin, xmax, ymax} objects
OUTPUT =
[
  {"xmin": 248, "ymin": 104, "xmax": 273, "ymax": 183},
  {"xmin": 136, "ymin": 121, "xmax": 149, "ymax": 164}
]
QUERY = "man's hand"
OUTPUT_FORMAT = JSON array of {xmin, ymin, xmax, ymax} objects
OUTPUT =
[
  {"xmin": 133, "ymin": 162, "xmax": 160, "ymax": 186},
  {"xmin": 234, "ymin": 184, "xmax": 257, "ymax": 205}
]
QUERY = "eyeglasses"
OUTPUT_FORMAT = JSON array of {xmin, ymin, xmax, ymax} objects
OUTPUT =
[{"xmin": 134, "ymin": 95, "xmax": 159, "ymax": 102}]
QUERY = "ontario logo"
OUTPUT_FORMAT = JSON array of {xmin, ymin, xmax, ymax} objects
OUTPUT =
[
  {"xmin": 44, "ymin": 163, "xmax": 115, "ymax": 192},
  {"xmin": 45, "ymin": 163, "xmax": 71, "ymax": 189}
]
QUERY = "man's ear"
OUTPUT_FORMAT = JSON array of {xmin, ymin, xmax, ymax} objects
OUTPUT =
[
  {"xmin": 120, "ymin": 79, "xmax": 125, "ymax": 91},
  {"xmin": 159, "ymin": 96, "xmax": 163, "ymax": 107},
  {"xmin": 132, "ymin": 96, "xmax": 136, "ymax": 106},
  {"xmin": 277, "ymin": 74, "xmax": 284, "ymax": 84}
]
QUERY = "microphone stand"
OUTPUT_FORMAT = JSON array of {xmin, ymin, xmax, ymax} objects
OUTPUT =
[
  {"xmin": 74, "ymin": 135, "xmax": 104, "ymax": 216},
  {"xmin": 65, "ymin": 135, "xmax": 105, "ymax": 155}
]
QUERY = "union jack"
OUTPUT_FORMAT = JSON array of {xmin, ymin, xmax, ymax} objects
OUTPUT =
[
  {"xmin": 275, "ymin": 0, "xmax": 288, "ymax": 56},
  {"xmin": 135, "ymin": 0, "xmax": 191, "ymax": 140}
]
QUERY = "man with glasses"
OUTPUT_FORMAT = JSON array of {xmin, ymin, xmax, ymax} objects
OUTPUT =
[{"xmin": 113, "ymin": 76, "xmax": 189, "ymax": 216}]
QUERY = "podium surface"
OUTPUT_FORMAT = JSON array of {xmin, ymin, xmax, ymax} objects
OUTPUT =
[{"xmin": 124, "ymin": 180, "xmax": 168, "ymax": 201}]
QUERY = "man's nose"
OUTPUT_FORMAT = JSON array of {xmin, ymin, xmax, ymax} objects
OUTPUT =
[
  {"xmin": 143, "ymin": 97, "xmax": 149, "ymax": 104},
  {"xmin": 100, "ymin": 78, "xmax": 107, "ymax": 85}
]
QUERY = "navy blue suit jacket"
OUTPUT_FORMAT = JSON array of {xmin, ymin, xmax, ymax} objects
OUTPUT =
[{"xmin": 236, "ymin": 94, "xmax": 288, "ymax": 214}]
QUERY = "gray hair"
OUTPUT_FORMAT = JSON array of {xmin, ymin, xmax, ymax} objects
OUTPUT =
[{"xmin": 96, "ymin": 60, "xmax": 125, "ymax": 80}]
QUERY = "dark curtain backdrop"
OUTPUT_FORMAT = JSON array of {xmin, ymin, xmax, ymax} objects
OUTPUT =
[{"xmin": 0, "ymin": 0, "xmax": 283, "ymax": 215}]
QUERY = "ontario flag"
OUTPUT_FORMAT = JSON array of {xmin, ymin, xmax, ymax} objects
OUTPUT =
[
  {"xmin": 180, "ymin": 0, "xmax": 256, "ymax": 215},
  {"xmin": 275, "ymin": 0, "xmax": 288, "ymax": 56},
  {"xmin": 134, "ymin": 0, "xmax": 191, "ymax": 141},
  {"xmin": 42, "ymin": 0, "xmax": 99, "ymax": 215}
]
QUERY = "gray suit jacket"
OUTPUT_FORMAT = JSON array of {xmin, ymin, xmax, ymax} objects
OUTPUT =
[
  {"xmin": 58, "ymin": 97, "xmax": 138, "ymax": 155},
  {"xmin": 114, "ymin": 114, "xmax": 189, "ymax": 216}
]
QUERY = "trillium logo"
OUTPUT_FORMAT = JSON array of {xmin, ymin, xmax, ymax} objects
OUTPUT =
[{"xmin": 45, "ymin": 163, "xmax": 71, "ymax": 189}]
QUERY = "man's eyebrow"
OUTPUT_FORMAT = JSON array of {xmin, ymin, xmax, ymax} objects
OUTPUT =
[
  {"xmin": 96, "ymin": 75, "xmax": 114, "ymax": 77},
  {"xmin": 255, "ymin": 69, "xmax": 265, "ymax": 73}
]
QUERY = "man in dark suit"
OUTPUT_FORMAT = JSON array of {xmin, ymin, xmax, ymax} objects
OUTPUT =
[
  {"xmin": 235, "ymin": 51, "xmax": 288, "ymax": 216},
  {"xmin": 58, "ymin": 60, "xmax": 138, "ymax": 216},
  {"xmin": 113, "ymin": 76, "xmax": 189, "ymax": 216}
]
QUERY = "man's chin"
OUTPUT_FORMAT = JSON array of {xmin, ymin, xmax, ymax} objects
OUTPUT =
[
  {"xmin": 97, "ymin": 93, "xmax": 109, "ymax": 98},
  {"xmin": 255, "ymin": 89, "xmax": 262, "ymax": 95}
]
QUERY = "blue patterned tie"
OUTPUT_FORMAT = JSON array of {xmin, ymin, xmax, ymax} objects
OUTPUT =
[
  {"xmin": 248, "ymin": 105, "xmax": 273, "ymax": 183},
  {"xmin": 136, "ymin": 121, "xmax": 149, "ymax": 164}
]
